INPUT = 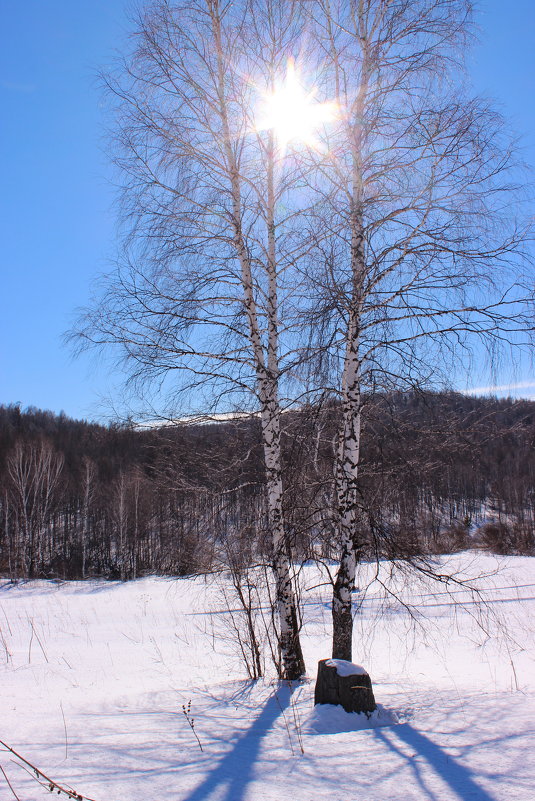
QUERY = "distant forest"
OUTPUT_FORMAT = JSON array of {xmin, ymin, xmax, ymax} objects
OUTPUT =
[{"xmin": 0, "ymin": 392, "xmax": 534, "ymax": 580}]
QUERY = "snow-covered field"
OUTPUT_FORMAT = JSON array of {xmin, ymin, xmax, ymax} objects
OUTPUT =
[{"xmin": 1, "ymin": 552, "xmax": 535, "ymax": 801}]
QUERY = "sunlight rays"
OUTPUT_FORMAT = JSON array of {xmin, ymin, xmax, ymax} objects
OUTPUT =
[{"xmin": 255, "ymin": 59, "xmax": 337, "ymax": 153}]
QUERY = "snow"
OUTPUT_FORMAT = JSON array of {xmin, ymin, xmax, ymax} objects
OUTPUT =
[
  {"xmin": 1, "ymin": 552, "xmax": 535, "ymax": 801},
  {"xmin": 324, "ymin": 658, "xmax": 367, "ymax": 676},
  {"xmin": 303, "ymin": 703, "xmax": 399, "ymax": 733}
]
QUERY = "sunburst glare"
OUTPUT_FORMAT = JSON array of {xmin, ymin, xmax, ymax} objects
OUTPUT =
[{"xmin": 255, "ymin": 59, "xmax": 337, "ymax": 152}]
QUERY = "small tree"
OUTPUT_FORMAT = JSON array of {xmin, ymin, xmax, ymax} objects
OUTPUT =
[{"xmin": 7, "ymin": 440, "xmax": 64, "ymax": 578}]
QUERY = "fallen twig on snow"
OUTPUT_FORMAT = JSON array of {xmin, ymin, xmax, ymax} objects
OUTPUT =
[{"xmin": 0, "ymin": 739, "xmax": 100, "ymax": 801}]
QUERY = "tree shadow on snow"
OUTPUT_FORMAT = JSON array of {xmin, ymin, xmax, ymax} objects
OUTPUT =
[
  {"xmin": 180, "ymin": 682, "xmax": 296, "ymax": 801},
  {"xmin": 375, "ymin": 723, "xmax": 498, "ymax": 801}
]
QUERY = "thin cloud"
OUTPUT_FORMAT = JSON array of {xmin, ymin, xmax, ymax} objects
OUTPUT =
[
  {"xmin": 0, "ymin": 79, "xmax": 36, "ymax": 93},
  {"xmin": 463, "ymin": 380, "xmax": 535, "ymax": 396}
]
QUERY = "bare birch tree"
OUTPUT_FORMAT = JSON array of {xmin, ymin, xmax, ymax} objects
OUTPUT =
[
  {"xmin": 80, "ymin": 457, "xmax": 96, "ymax": 579},
  {"xmin": 303, "ymin": 0, "xmax": 534, "ymax": 660},
  {"xmin": 7, "ymin": 441, "xmax": 64, "ymax": 578},
  {"xmin": 73, "ymin": 0, "xmax": 313, "ymax": 678},
  {"xmin": 72, "ymin": 0, "xmax": 533, "ymax": 670}
]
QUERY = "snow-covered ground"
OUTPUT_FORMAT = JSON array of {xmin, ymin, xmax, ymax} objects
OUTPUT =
[{"xmin": 1, "ymin": 552, "xmax": 534, "ymax": 801}]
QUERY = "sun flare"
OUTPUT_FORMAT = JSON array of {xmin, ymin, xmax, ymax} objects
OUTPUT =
[{"xmin": 256, "ymin": 60, "xmax": 337, "ymax": 151}]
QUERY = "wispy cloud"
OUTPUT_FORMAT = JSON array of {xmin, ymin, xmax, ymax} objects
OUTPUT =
[
  {"xmin": 463, "ymin": 380, "xmax": 535, "ymax": 397},
  {"xmin": 0, "ymin": 80, "xmax": 36, "ymax": 93}
]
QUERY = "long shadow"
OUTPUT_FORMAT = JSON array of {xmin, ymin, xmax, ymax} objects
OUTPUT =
[
  {"xmin": 376, "ymin": 723, "xmax": 497, "ymax": 801},
  {"xmin": 181, "ymin": 683, "xmax": 295, "ymax": 801}
]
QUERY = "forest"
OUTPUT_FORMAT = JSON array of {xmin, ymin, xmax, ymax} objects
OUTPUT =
[{"xmin": 0, "ymin": 391, "xmax": 533, "ymax": 582}]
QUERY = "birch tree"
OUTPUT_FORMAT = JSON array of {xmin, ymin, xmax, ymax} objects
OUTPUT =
[
  {"xmin": 80, "ymin": 457, "xmax": 96, "ymax": 579},
  {"xmin": 74, "ymin": 0, "xmax": 320, "ymax": 678},
  {"xmin": 7, "ymin": 441, "xmax": 64, "ymax": 578},
  {"xmin": 305, "ymin": 0, "xmax": 534, "ymax": 660},
  {"xmin": 73, "ymin": 0, "xmax": 533, "ymax": 669}
]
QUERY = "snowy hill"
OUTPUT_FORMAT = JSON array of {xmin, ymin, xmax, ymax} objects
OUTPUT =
[{"xmin": 1, "ymin": 552, "xmax": 534, "ymax": 800}]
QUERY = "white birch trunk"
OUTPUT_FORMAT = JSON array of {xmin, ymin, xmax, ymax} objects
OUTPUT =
[
  {"xmin": 332, "ymin": 37, "xmax": 370, "ymax": 661},
  {"xmin": 210, "ymin": 0, "xmax": 305, "ymax": 678},
  {"xmin": 81, "ymin": 458, "xmax": 95, "ymax": 580},
  {"xmin": 332, "ymin": 319, "xmax": 362, "ymax": 660}
]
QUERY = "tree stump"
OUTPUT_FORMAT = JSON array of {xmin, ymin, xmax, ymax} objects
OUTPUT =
[{"xmin": 314, "ymin": 659, "xmax": 376, "ymax": 714}]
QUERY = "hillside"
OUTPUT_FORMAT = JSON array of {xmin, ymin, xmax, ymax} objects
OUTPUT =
[{"xmin": 1, "ymin": 393, "xmax": 534, "ymax": 580}]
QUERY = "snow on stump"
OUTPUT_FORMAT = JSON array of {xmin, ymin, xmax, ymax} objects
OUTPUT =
[{"xmin": 314, "ymin": 659, "xmax": 376, "ymax": 715}]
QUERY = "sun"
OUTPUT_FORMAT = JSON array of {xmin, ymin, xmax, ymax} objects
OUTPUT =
[{"xmin": 256, "ymin": 60, "xmax": 337, "ymax": 152}]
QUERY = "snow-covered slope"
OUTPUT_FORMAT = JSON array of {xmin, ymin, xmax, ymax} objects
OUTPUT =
[{"xmin": 1, "ymin": 552, "xmax": 534, "ymax": 800}]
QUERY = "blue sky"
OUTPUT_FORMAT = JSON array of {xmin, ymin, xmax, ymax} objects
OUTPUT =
[{"xmin": 1, "ymin": 1, "xmax": 534, "ymax": 422}]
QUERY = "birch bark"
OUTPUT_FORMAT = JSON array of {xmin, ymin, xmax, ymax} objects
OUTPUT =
[
  {"xmin": 210, "ymin": 0, "xmax": 305, "ymax": 678},
  {"xmin": 331, "ymin": 34, "xmax": 370, "ymax": 662}
]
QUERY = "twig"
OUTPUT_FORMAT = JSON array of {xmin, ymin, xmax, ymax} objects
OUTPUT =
[
  {"xmin": 0, "ymin": 765, "xmax": 21, "ymax": 801},
  {"xmin": 510, "ymin": 658, "xmax": 523, "ymax": 693},
  {"xmin": 30, "ymin": 619, "xmax": 49, "ymax": 663},
  {"xmin": 289, "ymin": 690, "xmax": 305, "ymax": 755},
  {"xmin": 1, "ymin": 606, "xmax": 13, "ymax": 637},
  {"xmin": 60, "ymin": 702, "xmax": 68, "ymax": 759},
  {"xmin": 0, "ymin": 740, "xmax": 100, "ymax": 801},
  {"xmin": 273, "ymin": 689, "xmax": 295, "ymax": 757},
  {"xmin": 28, "ymin": 621, "xmax": 34, "ymax": 664}
]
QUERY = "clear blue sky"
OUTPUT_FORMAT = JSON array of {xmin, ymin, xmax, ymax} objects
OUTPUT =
[{"xmin": 1, "ymin": 1, "xmax": 534, "ymax": 422}]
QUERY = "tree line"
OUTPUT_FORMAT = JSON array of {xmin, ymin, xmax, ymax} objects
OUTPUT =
[{"xmin": 1, "ymin": 392, "xmax": 533, "ymax": 584}]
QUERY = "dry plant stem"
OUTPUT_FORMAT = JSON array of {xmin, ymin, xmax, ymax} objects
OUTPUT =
[
  {"xmin": 510, "ymin": 658, "xmax": 521, "ymax": 693},
  {"xmin": 0, "ymin": 740, "xmax": 99, "ymax": 801},
  {"xmin": 0, "ymin": 625, "xmax": 12, "ymax": 663},
  {"xmin": 61, "ymin": 701, "xmax": 68, "ymax": 759},
  {"xmin": 182, "ymin": 701, "xmax": 204, "ymax": 752},
  {"xmin": 30, "ymin": 618, "xmax": 49, "ymax": 663},
  {"xmin": 0, "ymin": 765, "xmax": 21, "ymax": 801},
  {"xmin": 290, "ymin": 692, "xmax": 305, "ymax": 755},
  {"xmin": 274, "ymin": 684, "xmax": 307, "ymax": 757},
  {"xmin": 218, "ymin": 552, "xmax": 264, "ymax": 680},
  {"xmin": 273, "ymin": 690, "xmax": 295, "ymax": 757}
]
